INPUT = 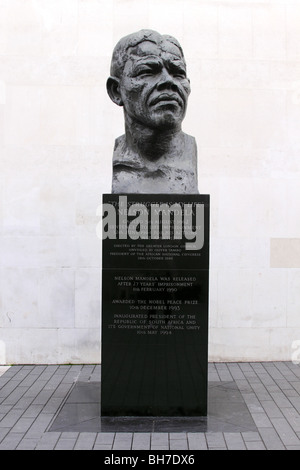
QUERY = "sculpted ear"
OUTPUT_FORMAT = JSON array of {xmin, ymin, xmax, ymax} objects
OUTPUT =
[{"xmin": 106, "ymin": 77, "xmax": 123, "ymax": 106}]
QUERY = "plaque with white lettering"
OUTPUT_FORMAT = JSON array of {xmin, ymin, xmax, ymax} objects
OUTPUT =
[{"xmin": 101, "ymin": 194, "xmax": 209, "ymax": 416}]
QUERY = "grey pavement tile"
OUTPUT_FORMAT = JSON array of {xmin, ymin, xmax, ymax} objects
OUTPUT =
[
  {"xmin": 227, "ymin": 364, "xmax": 246, "ymax": 380},
  {"xmin": 56, "ymin": 365, "xmax": 71, "ymax": 374},
  {"xmin": 169, "ymin": 432, "xmax": 187, "ymax": 440},
  {"xmin": 0, "ymin": 408, "xmax": 24, "ymax": 428},
  {"xmin": 0, "ymin": 428, "xmax": 10, "ymax": 443},
  {"xmin": 11, "ymin": 368, "xmax": 32, "ymax": 382},
  {"xmin": 42, "ymin": 397, "xmax": 65, "ymax": 414},
  {"xmin": 10, "ymin": 417, "xmax": 36, "ymax": 434},
  {"xmin": 24, "ymin": 381, "xmax": 48, "ymax": 398},
  {"xmin": 74, "ymin": 432, "xmax": 97, "ymax": 450},
  {"xmin": 54, "ymin": 438, "xmax": 77, "ymax": 450},
  {"xmin": 95, "ymin": 432, "xmax": 115, "ymax": 445},
  {"xmin": 215, "ymin": 364, "xmax": 233, "ymax": 382},
  {"xmin": 35, "ymin": 432, "xmax": 61, "ymax": 450},
  {"xmin": 287, "ymin": 396, "xmax": 300, "ymax": 413},
  {"xmin": 37, "ymin": 372, "xmax": 57, "ymax": 384},
  {"xmin": 209, "ymin": 447, "xmax": 227, "ymax": 450},
  {"xmin": 241, "ymin": 431, "xmax": 261, "ymax": 442},
  {"xmin": 16, "ymin": 438, "xmax": 39, "ymax": 450},
  {"xmin": 258, "ymin": 428, "xmax": 285, "ymax": 450},
  {"xmin": 94, "ymin": 444, "xmax": 113, "ymax": 450},
  {"xmin": 78, "ymin": 365, "xmax": 96, "ymax": 381},
  {"xmin": 20, "ymin": 370, "xmax": 46, "ymax": 387},
  {"xmin": 235, "ymin": 379, "xmax": 252, "ymax": 393},
  {"xmin": 208, "ymin": 363, "xmax": 220, "ymax": 382},
  {"xmin": 0, "ymin": 404, "xmax": 13, "ymax": 414},
  {"xmin": 263, "ymin": 364, "xmax": 284, "ymax": 380},
  {"xmin": 285, "ymin": 389, "xmax": 300, "ymax": 398},
  {"xmin": 281, "ymin": 407, "xmax": 300, "ymax": 432},
  {"xmin": 151, "ymin": 432, "xmax": 169, "ymax": 447},
  {"xmin": 270, "ymin": 391, "xmax": 293, "ymax": 408},
  {"xmin": 270, "ymin": 417, "xmax": 300, "ymax": 446},
  {"xmin": 249, "ymin": 363, "xmax": 266, "ymax": 374},
  {"xmin": 275, "ymin": 362, "xmax": 297, "ymax": 376},
  {"xmin": 241, "ymin": 392, "xmax": 264, "ymax": 413},
  {"xmin": 250, "ymin": 382, "xmax": 272, "ymax": 401},
  {"xmin": 132, "ymin": 432, "xmax": 151, "ymax": 450},
  {"xmin": 62, "ymin": 366, "xmax": 84, "ymax": 384},
  {"xmin": 0, "ymin": 368, "xmax": 11, "ymax": 378},
  {"xmin": 238, "ymin": 365, "xmax": 259, "ymax": 380},
  {"xmin": 28, "ymin": 366, "xmax": 47, "ymax": 376},
  {"xmin": 251, "ymin": 412, "xmax": 273, "ymax": 428},
  {"xmin": 0, "ymin": 381, "xmax": 11, "ymax": 395},
  {"xmin": 266, "ymin": 384, "xmax": 282, "ymax": 394},
  {"xmin": 245, "ymin": 441, "xmax": 266, "ymax": 450},
  {"xmin": 205, "ymin": 432, "xmax": 226, "ymax": 449},
  {"xmin": 60, "ymin": 432, "xmax": 79, "ymax": 439},
  {"xmin": 0, "ymin": 432, "xmax": 24, "ymax": 450},
  {"xmin": 50, "ymin": 383, "xmax": 73, "ymax": 398},
  {"xmin": 208, "ymin": 371, "xmax": 220, "ymax": 382},
  {"xmin": 275, "ymin": 379, "xmax": 294, "ymax": 391},
  {"xmin": 32, "ymin": 389, "xmax": 54, "ymax": 406},
  {"xmin": 150, "ymin": 445, "xmax": 170, "ymax": 450},
  {"xmin": 14, "ymin": 396, "xmax": 35, "ymax": 410},
  {"xmin": 239, "ymin": 363, "xmax": 254, "ymax": 372},
  {"xmin": 261, "ymin": 400, "xmax": 284, "ymax": 418},
  {"xmin": 170, "ymin": 439, "xmax": 188, "ymax": 450},
  {"xmin": 187, "ymin": 432, "xmax": 207, "ymax": 450},
  {"xmin": 25, "ymin": 413, "xmax": 54, "ymax": 438},
  {"xmin": 224, "ymin": 432, "xmax": 246, "ymax": 450},
  {"xmin": 22, "ymin": 404, "xmax": 44, "ymax": 418},
  {"xmin": 43, "ymin": 379, "xmax": 64, "ymax": 392},
  {"xmin": 291, "ymin": 382, "xmax": 300, "ymax": 393},
  {"xmin": 1, "ymin": 386, "xmax": 28, "ymax": 406},
  {"xmin": 113, "ymin": 432, "xmax": 133, "ymax": 450}
]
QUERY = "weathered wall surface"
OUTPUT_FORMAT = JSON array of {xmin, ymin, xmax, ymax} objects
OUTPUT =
[{"xmin": 0, "ymin": 0, "xmax": 300, "ymax": 363}]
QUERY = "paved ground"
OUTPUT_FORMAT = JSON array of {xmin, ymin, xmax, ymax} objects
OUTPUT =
[{"xmin": 1, "ymin": 362, "xmax": 300, "ymax": 450}]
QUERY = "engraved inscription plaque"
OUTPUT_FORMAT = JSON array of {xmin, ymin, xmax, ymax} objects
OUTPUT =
[{"xmin": 101, "ymin": 194, "xmax": 209, "ymax": 416}]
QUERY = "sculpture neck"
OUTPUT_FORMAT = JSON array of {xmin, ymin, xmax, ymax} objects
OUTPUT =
[{"xmin": 124, "ymin": 119, "xmax": 183, "ymax": 162}]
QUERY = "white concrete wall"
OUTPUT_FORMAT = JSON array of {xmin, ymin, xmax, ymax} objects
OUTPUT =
[{"xmin": 1, "ymin": 0, "xmax": 300, "ymax": 363}]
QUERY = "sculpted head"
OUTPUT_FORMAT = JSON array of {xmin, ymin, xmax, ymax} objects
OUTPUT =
[{"xmin": 107, "ymin": 29, "xmax": 191, "ymax": 132}]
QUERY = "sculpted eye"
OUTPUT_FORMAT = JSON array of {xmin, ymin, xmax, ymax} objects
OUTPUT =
[
  {"xmin": 136, "ymin": 68, "xmax": 155, "ymax": 77},
  {"xmin": 175, "ymin": 73, "xmax": 186, "ymax": 79},
  {"xmin": 173, "ymin": 69, "xmax": 186, "ymax": 79},
  {"xmin": 168, "ymin": 62, "xmax": 187, "ymax": 79},
  {"xmin": 134, "ymin": 63, "xmax": 161, "ymax": 77}
]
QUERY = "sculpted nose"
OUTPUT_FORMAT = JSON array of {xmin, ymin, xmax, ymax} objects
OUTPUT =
[{"xmin": 157, "ymin": 69, "xmax": 178, "ymax": 92}]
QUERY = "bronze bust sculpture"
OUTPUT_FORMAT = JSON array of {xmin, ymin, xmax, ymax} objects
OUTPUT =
[{"xmin": 107, "ymin": 29, "xmax": 198, "ymax": 194}]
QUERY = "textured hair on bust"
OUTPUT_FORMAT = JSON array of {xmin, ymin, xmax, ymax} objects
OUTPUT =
[{"xmin": 110, "ymin": 29, "xmax": 185, "ymax": 78}]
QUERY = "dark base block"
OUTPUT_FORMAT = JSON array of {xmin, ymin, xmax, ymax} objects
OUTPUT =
[{"xmin": 101, "ymin": 194, "xmax": 209, "ymax": 417}]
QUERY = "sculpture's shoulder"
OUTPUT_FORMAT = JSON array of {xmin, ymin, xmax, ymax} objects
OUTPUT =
[
  {"xmin": 113, "ymin": 134, "xmax": 126, "ymax": 158},
  {"xmin": 113, "ymin": 135, "xmax": 144, "ymax": 169},
  {"xmin": 182, "ymin": 132, "xmax": 197, "ymax": 157},
  {"xmin": 183, "ymin": 132, "xmax": 197, "ymax": 146}
]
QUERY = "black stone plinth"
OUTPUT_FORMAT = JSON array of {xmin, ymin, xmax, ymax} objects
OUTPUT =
[{"xmin": 101, "ymin": 194, "xmax": 209, "ymax": 417}]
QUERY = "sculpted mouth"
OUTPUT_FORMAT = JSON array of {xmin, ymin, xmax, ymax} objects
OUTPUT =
[{"xmin": 150, "ymin": 93, "xmax": 183, "ymax": 107}]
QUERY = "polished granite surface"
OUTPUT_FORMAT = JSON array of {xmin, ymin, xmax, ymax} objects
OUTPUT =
[{"xmin": 48, "ymin": 381, "xmax": 257, "ymax": 433}]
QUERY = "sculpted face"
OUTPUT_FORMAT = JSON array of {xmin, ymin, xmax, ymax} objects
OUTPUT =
[{"xmin": 110, "ymin": 39, "xmax": 191, "ymax": 131}]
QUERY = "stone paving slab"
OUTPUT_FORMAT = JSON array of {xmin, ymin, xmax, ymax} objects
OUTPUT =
[{"xmin": 0, "ymin": 362, "xmax": 300, "ymax": 450}]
